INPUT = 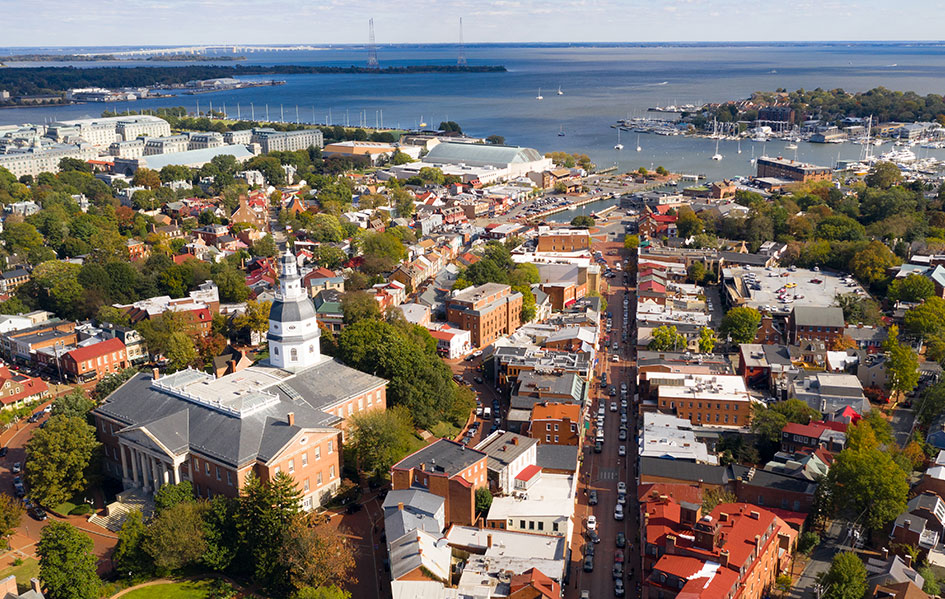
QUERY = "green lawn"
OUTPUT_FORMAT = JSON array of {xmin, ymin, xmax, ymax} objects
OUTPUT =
[
  {"xmin": 0, "ymin": 558, "xmax": 39, "ymax": 593},
  {"xmin": 120, "ymin": 579, "xmax": 221, "ymax": 599}
]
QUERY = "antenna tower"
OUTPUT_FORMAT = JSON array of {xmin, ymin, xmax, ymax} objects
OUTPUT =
[
  {"xmin": 457, "ymin": 18, "xmax": 467, "ymax": 66},
  {"xmin": 367, "ymin": 19, "xmax": 379, "ymax": 68}
]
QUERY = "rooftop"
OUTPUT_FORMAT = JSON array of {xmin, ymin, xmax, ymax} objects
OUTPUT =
[
  {"xmin": 392, "ymin": 438, "xmax": 486, "ymax": 478},
  {"xmin": 486, "ymin": 473, "xmax": 576, "ymax": 520},
  {"xmin": 474, "ymin": 431, "xmax": 537, "ymax": 472}
]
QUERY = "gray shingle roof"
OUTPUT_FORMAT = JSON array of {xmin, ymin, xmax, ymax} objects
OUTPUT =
[
  {"xmin": 94, "ymin": 358, "xmax": 385, "ymax": 467},
  {"xmin": 792, "ymin": 305, "xmax": 844, "ymax": 328},
  {"xmin": 383, "ymin": 489, "xmax": 445, "ymax": 518},
  {"xmin": 392, "ymin": 439, "xmax": 485, "ymax": 477},
  {"xmin": 639, "ymin": 457, "xmax": 729, "ymax": 486},
  {"xmin": 536, "ymin": 444, "xmax": 579, "ymax": 472}
]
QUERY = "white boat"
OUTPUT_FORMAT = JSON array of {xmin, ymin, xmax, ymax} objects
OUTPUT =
[
  {"xmin": 786, "ymin": 142, "xmax": 798, "ymax": 150},
  {"xmin": 536, "ymin": 88, "xmax": 543, "ymax": 101},
  {"xmin": 614, "ymin": 129, "xmax": 624, "ymax": 150},
  {"xmin": 557, "ymin": 86, "xmax": 563, "ymax": 96},
  {"xmin": 737, "ymin": 139, "xmax": 742, "ymax": 154},
  {"xmin": 749, "ymin": 147, "xmax": 755, "ymax": 164},
  {"xmin": 636, "ymin": 135, "xmax": 641, "ymax": 152},
  {"xmin": 558, "ymin": 125, "xmax": 565, "ymax": 137},
  {"xmin": 711, "ymin": 136, "xmax": 723, "ymax": 161}
]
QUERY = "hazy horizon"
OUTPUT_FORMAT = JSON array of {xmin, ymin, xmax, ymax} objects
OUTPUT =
[{"xmin": 3, "ymin": 0, "xmax": 945, "ymax": 47}]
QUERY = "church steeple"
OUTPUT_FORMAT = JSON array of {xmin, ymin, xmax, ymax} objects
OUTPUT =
[{"xmin": 267, "ymin": 250, "xmax": 321, "ymax": 371}]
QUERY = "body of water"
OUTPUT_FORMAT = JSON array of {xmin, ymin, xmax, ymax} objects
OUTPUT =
[{"xmin": 4, "ymin": 43, "xmax": 945, "ymax": 180}]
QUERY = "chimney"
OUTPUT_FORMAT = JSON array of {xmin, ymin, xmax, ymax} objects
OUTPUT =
[
  {"xmin": 905, "ymin": 553, "xmax": 913, "ymax": 568},
  {"xmin": 487, "ymin": 533, "xmax": 493, "ymax": 548},
  {"xmin": 882, "ymin": 547, "xmax": 889, "ymax": 560},
  {"xmin": 29, "ymin": 579, "xmax": 40, "ymax": 594},
  {"xmin": 719, "ymin": 549, "xmax": 730, "ymax": 568},
  {"xmin": 152, "ymin": 367, "xmax": 160, "ymax": 380},
  {"xmin": 287, "ymin": 412, "xmax": 295, "ymax": 426},
  {"xmin": 719, "ymin": 512, "xmax": 729, "ymax": 522},
  {"xmin": 755, "ymin": 534, "xmax": 762, "ymax": 550},
  {"xmin": 420, "ymin": 463, "xmax": 426, "ymax": 471},
  {"xmin": 397, "ymin": 502, "xmax": 404, "ymax": 512},
  {"xmin": 666, "ymin": 534, "xmax": 677, "ymax": 552},
  {"xmin": 228, "ymin": 359, "xmax": 237, "ymax": 373},
  {"xmin": 749, "ymin": 510, "xmax": 760, "ymax": 520}
]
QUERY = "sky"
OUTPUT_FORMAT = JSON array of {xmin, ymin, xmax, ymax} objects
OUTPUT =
[{"xmin": 2, "ymin": 0, "xmax": 945, "ymax": 47}]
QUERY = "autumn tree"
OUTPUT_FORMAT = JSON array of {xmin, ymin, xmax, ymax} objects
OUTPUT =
[{"xmin": 285, "ymin": 522, "xmax": 357, "ymax": 592}]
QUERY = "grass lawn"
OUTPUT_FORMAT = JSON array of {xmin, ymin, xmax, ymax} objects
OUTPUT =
[
  {"xmin": 0, "ymin": 558, "xmax": 39, "ymax": 593},
  {"xmin": 429, "ymin": 421, "xmax": 460, "ymax": 440},
  {"xmin": 120, "ymin": 579, "xmax": 221, "ymax": 599}
]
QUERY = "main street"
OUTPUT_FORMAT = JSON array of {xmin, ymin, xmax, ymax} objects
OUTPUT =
[{"xmin": 566, "ymin": 217, "xmax": 640, "ymax": 599}]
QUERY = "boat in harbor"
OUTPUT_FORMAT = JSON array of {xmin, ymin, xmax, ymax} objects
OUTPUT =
[
  {"xmin": 614, "ymin": 129, "xmax": 624, "ymax": 150},
  {"xmin": 557, "ymin": 85, "xmax": 563, "ymax": 96},
  {"xmin": 711, "ymin": 136, "xmax": 723, "ymax": 161},
  {"xmin": 536, "ymin": 88, "xmax": 543, "ymax": 101},
  {"xmin": 558, "ymin": 125, "xmax": 565, "ymax": 137},
  {"xmin": 636, "ymin": 135, "xmax": 642, "ymax": 152}
]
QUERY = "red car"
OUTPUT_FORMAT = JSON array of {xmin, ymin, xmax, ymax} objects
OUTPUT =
[{"xmin": 614, "ymin": 549, "xmax": 625, "ymax": 563}]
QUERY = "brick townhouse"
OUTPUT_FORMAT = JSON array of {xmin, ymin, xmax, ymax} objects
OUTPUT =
[{"xmin": 447, "ymin": 283, "xmax": 523, "ymax": 349}]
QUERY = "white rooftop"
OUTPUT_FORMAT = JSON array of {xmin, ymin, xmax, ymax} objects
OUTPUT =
[
  {"xmin": 486, "ymin": 473, "xmax": 576, "ymax": 520},
  {"xmin": 656, "ymin": 373, "xmax": 753, "ymax": 404}
]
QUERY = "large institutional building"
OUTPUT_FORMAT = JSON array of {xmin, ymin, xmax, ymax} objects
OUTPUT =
[{"xmin": 93, "ymin": 252, "xmax": 387, "ymax": 510}]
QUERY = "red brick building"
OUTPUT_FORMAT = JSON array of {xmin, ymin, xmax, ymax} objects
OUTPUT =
[
  {"xmin": 789, "ymin": 306, "xmax": 845, "ymax": 345},
  {"xmin": 62, "ymin": 337, "xmax": 128, "ymax": 384},
  {"xmin": 390, "ymin": 439, "xmax": 488, "ymax": 526},
  {"xmin": 447, "ymin": 283, "xmax": 523, "ymax": 349},
  {"xmin": 528, "ymin": 403, "xmax": 582, "ymax": 446}
]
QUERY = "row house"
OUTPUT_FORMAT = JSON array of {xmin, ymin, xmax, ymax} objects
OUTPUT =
[
  {"xmin": 62, "ymin": 337, "xmax": 128, "ymax": 384},
  {"xmin": 0, "ymin": 364, "xmax": 49, "ymax": 409}
]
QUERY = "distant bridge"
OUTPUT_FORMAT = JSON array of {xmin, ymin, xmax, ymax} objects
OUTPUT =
[{"xmin": 77, "ymin": 45, "xmax": 327, "ymax": 57}]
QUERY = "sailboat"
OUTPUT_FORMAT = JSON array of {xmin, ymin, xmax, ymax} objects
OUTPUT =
[
  {"xmin": 786, "ymin": 140, "xmax": 798, "ymax": 150},
  {"xmin": 614, "ymin": 129, "xmax": 624, "ymax": 150},
  {"xmin": 418, "ymin": 115, "xmax": 427, "ymax": 129},
  {"xmin": 711, "ymin": 136, "xmax": 723, "ymax": 161},
  {"xmin": 749, "ymin": 147, "xmax": 756, "ymax": 165},
  {"xmin": 558, "ymin": 125, "xmax": 566, "ymax": 137},
  {"xmin": 557, "ymin": 85, "xmax": 564, "ymax": 96},
  {"xmin": 636, "ymin": 135, "xmax": 642, "ymax": 152},
  {"xmin": 536, "ymin": 88, "xmax": 544, "ymax": 101},
  {"xmin": 737, "ymin": 139, "xmax": 742, "ymax": 154}
]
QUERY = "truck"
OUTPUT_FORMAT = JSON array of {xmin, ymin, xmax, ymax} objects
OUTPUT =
[{"xmin": 483, "ymin": 407, "xmax": 492, "ymax": 419}]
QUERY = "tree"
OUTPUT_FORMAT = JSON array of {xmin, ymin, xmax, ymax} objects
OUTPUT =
[
  {"xmin": 238, "ymin": 472, "xmax": 302, "ymax": 590},
  {"xmin": 438, "ymin": 121, "xmax": 462, "ymax": 134},
  {"xmin": 25, "ymin": 415, "xmax": 99, "ymax": 507},
  {"xmin": 144, "ymin": 500, "xmax": 209, "ymax": 572},
  {"xmin": 137, "ymin": 312, "xmax": 198, "ymax": 369},
  {"xmin": 818, "ymin": 552, "xmax": 867, "ymax": 599},
  {"xmin": 676, "ymin": 207, "xmax": 703, "ymax": 238},
  {"xmin": 285, "ymin": 521, "xmax": 357, "ymax": 592},
  {"xmin": 346, "ymin": 407, "xmax": 414, "ymax": 478},
  {"xmin": 624, "ymin": 234, "xmax": 639, "ymax": 251},
  {"xmin": 904, "ymin": 297, "xmax": 945, "ymax": 339},
  {"xmin": 390, "ymin": 150, "xmax": 414, "ymax": 165},
  {"xmin": 212, "ymin": 264, "xmax": 251, "ymax": 303},
  {"xmin": 361, "ymin": 231, "xmax": 406, "ymax": 263},
  {"xmin": 720, "ymin": 306, "xmax": 762, "ymax": 344},
  {"xmin": 849, "ymin": 241, "xmax": 898, "ymax": 285},
  {"xmin": 233, "ymin": 299, "xmax": 272, "ymax": 345},
  {"xmin": 918, "ymin": 381, "xmax": 945, "ymax": 426},
  {"xmin": 112, "ymin": 510, "xmax": 152, "ymax": 579},
  {"xmin": 701, "ymin": 488, "xmax": 736, "ymax": 513},
  {"xmin": 51, "ymin": 388, "xmax": 93, "ymax": 419},
  {"xmin": 2, "ymin": 222, "xmax": 44, "ymax": 254},
  {"xmin": 251, "ymin": 234, "xmax": 279, "ymax": 258},
  {"xmin": 308, "ymin": 214, "xmax": 344, "ymax": 243},
  {"xmin": 312, "ymin": 245, "xmax": 347, "ymax": 270},
  {"xmin": 37, "ymin": 521, "xmax": 101, "ymax": 599},
  {"xmin": 865, "ymin": 161, "xmax": 903, "ymax": 189},
  {"xmin": 752, "ymin": 399, "xmax": 821, "ymax": 444},
  {"xmin": 888, "ymin": 274, "xmax": 935, "ymax": 303},
  {"xmin": 920, "ymin": 566, "xmax": 940, "ymax": 595},
  {"xmin": 648, "ymin": 325, "xmax": 687, "ymax": 351},
  {"xmin": 884, "ymin": 326, "xmax": 920, "ymax": 398},
  {"xmin": 293, "ymin": 586, "xmax": 351, "ymax": 599},
  {"xmin": 0, "ymin": 494, "xmax": 22, "ymax": 548},
  {"xmin": 798, "ymin": 531, "xmax": 820, "ymax": 555},
  {"xmin": 687, "ymin": 261, "xmax": 707, "ymax": 284},
  {"xmin": 485, "ymin": 135, "xmax": 505, "ymax": 145},
  {"xmin": 202, "ymin": 495, "xmax": 239, "ymax": 573},
  {"xmin": 836, "ymin": 293, "xmax": 883, "ymax": 326},
  {"xmin": 131, "ymin": 168, "xmax": 161, "ymax": 190},
  {"xmin": 93, "ymin": 367, "xmax": 137, "ymax": 400},
  {"xmin": 153, "ymin": 480, "xmax": 194, "ymax": 514},
  {"xmin": 825, "ymin": 445, "xmax": 908, "ymax": 530},
  {"xmin": 570, "ymin": 215, "xmax": 595, "ymax": 229},
  {"xmin": 341, "ymin": 291, "xmax": 383, "ymax": 325},
  {"xmin": 697, "ymin": 327, "xmax": 717, "ymax": 354},
  {"xmin": 58, "ymin": 157, "xmax": 92, "ymax": 173}
]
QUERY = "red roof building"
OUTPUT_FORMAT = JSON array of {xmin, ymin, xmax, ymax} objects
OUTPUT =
[
  {"xmin": 61, "ymin": 337, "xmax": 128, "ymax": 385},
  {"xmin": 0, "ymin": 364, "xmax": 49, "ymax": 407},
  {"xmin": 509, "ymin": 567, "xmax": 560, "ymax": 599}
]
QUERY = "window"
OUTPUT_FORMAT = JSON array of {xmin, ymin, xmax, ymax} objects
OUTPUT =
[
  {"xmin": 733, "ymin": 416, "xmax": 738, "ymax": 424},
  {"xmin": 315, "ymin": 447, "xmax": 321, "ymax": 460},
  {"xmin": 304, "ymin": 479, "xmax": 310, "ymax": 492},
  {"xmin": 327, "ymin": 441, "xmax": 333, "ymax": 454},
  {"xmin": 274, "ymin": 346, "xmax": 279, "ymax": 355},
  {"xmin": 317, "ymin": 472, "xmax": 323, "ymax": 485},
  {"xmin": 193, "ymin": 457, "xmax": 199, "ymax": 470},
  {"xmin": 274, "ymin": 466, "xmax": 281, "ymax": 475},
  {"xmin": 288, "ymin": 459, "xmax": 295, "ymax": 473},
  {"xmin": 215, "ymin": 466, "xmax": 221, "ymax": 481},
  {"xmin": 529, "ymin": 521, "xmax": 535, "ymax": 530},
  {"xmin": 546, "ymin": 435, "xmax": 551, "ymax": 442},
  {"xmin": 546, "ymin": 424, "xmax": 551, "ymax": 431},
  {"xmin": 552, "ymin": 522, "xmax": 559, "ymax": 532},
  {"xmin": 290, "ymin": 348, "xmax": 298, "ymax": 361},
  {"xmin": 329, "ymin": 465, "xmax": 335, "ymax": 479},
  {"xmin": 205, "ymin": 462, "xmax": 211, "ymax": 475},
  {"xmin": 358, "ymin": 398, "xmax": 363, "ymax": 410},
  {"xmin": 538, "ymin": 521, "xmax": 544, "ymax": 531},
  {"xmin": 554, "ymin": 435, "xmax": 559, "ymax": 442},
  {"xmin": 227, "ymin": 471, "xmax": 233, "ymax": 486},
  {"xmin": 309, "ymin": 344, "xmax": 315, "ymax": 353},
  {"xmin": 554, "ymin": 424, "xmax": 559, "ymax": 431},
  {"xmin": 301, "ymin": 453, "xmax": 308, "ymax": 466},
  {"xmin": 520, "ymin": 520, "xmax": 526, "ymax": 529}
]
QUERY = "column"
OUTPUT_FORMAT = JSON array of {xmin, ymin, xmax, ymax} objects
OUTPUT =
[
  {"xmin": 150, "ymin": 456, "xmax": 159, "ymax": 491},
  {"xmin": 171, "ymin": 459, "xmax": 180, "ymax": 485},
  {"xmin": 131, "ymin": 449, "xmax": 142, "ymax": 490},
  {"xmin": 119, "ymin": 445, "xmax": 129, "ymax": 482},
  {"xmin": 161, "ymin": 462, "xmax": 169, "ymax": 486}
]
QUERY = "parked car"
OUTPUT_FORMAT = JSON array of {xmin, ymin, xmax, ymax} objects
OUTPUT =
[
  {"xmin": 614, "ymin": 504, "xmax": 624, "ymax": 520},
  {"xmin": 474, "ymin": 376, "xmax": 483, "ymax": 384},
  {"xmin": 617, "ymin": 491, "xmax": 626, "ymax": 505},
  {"xmin": 589, "ymin": 490, "xmax": 599, "ymax": 505},
  {"xmin": 584, "ymin": 541, "xmax": 595, "ymax": 557},
  {"xmin": 618, "ymin": 445, "xmax": 626, "ymax": 457},
  {"xmin": 594, "ymin": 441, "xmax": 603, "ymax": 454},
  {"xmin": 0, "ymin": 447, "xmax": 7, "ymax": 458},
  {"xmin": 614, "ymin": 578, "xmax": 625, "ymax": 597},
  {"xmin": 583, "ymin": 555, "xmax": 594, "ymax": 572},
  {"xmin": 29, "ymin": 505, "xmax": 47, "ymax": 521},
  {"xmin": 618, "ymin": 428, "xmax": 627, "ymax": 441},
  {"xmin": 610, "ymin": 402, "xmax": 617, "ymax": 412},
  {"xmin": 586, "ymin": 529, "xmax": 600, "ymax": 544},
  {"xmin": 614, "ymin": 549, "xmax": 625, "ymax": 563},
  {"xmin": 617, "ymin": 481, "xmax": 627, "ymax": 494},
  {"xmin": 11, "ymin": 462, "xmax": 21, "ymax": 474},
  {"xmin": 586, "ymin": 515, "xmax": 597, "ymax": 531},
  {"xmin": 616, "ymin": 532, "xmax": 626, "ymax": 548},
  {"xmin": 613, "ymin": 562, "xmax": 623, "ymax": 579}
]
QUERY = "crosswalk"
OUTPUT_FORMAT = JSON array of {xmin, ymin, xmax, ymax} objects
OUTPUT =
[{"xmin": 598, "ymin": 468, "xmax": 618, "ymax": 481}]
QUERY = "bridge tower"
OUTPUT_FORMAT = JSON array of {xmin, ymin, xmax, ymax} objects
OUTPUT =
[
  {"xmin": 367, "ymin": 18, "xmax": 379, "ymax": 68},
  {"xmin": 457, "ymin": 18, "xmax": 467, "ymax": 66}
]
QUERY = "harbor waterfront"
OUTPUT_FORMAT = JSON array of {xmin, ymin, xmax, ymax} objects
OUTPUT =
[{"xmin": 5, "ymin": 43, "xmax": 945, "ymax": 178}]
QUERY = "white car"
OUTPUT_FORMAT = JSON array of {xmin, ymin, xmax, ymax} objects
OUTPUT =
[
  {"xmin": 587, "ymin": 515, "xmax": 598, "ymax": 531},
  {"xmin": 618, "ymin": 445, "xmax": 626, "ymax": 456},
  {"xmin": 610, "ymin": 402, "xmax": 617, "ymax": 412},
  {"xmin": 598, "ymin": 407, "xmax": 605, "ymax": 417},
  {"xmin": 617, "ymin": 481, "xmax": 627, "ymax": 494},
  {"xmin": 614, "ymin": 504, "xmax": 624, "ymax": 520}
]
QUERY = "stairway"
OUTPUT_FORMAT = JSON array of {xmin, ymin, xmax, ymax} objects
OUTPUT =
[{"xmin": 88, "ymin": 488, "xmax": 154, "ymax": 532}]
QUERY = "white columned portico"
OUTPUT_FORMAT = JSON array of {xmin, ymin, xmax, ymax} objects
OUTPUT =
[{"xmin": 119, "ymin": 444, "xmax": 129, "ymax": 481}]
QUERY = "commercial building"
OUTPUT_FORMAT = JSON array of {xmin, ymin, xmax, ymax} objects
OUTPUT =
[
  {"xmin": 474, "ymin": 431, "xmax": 538, "ymax": 494},
  {"xmin": 113, "ymin": 145, "xmax": 254, "ymax": 176},
  {"xmin": 447, "ymin": 283, "xmax": 523, "ymax": 349},
  {"xmin": 61, "ymin": 337, "xmax": 128, "ymax": 384},
  {"xmin": 251, "ymin": 128, "xmax": 324, "ymax": 153},
  {"xmin": 645, "ymin": 372, "xmax": 756, "ymax": 428},
  {"xmin": 93, "ymin": 252, "xmax": 388, "ymax": 509},
  {"xmin": 789, "ymin": 305, "xmax": 846, "ymax": 345},
  {"xmin": 756, "ymin": 156, "xmax": 832, "ymax": 183},
  {"xmin": 51, "ymin": 115, "xmax": 171, "ymax": 147},
  {"xmin": 144, "ymin": 135, "xmax": 189, "ymax": 155},
  {"xmin": 484, "ymin": 471, "xmax": 576, "ymax": 540},
  {"xmin": 789, "ymin": 372, "xmax": 870, "ymax": 415},
  {"xmin": 535, "ymin": 228, "xmax": 591, "ymax": 253},
  {"xmin": 0, "ymin": 142, "xmax": 99, "ymax": 179},
  {"xmin": 641, "ymin": 412, "xmax": 716, "ymax": 463},
  {"xmin": 528, "ymin": 403, "xmax": 582, "ymax": 446}
]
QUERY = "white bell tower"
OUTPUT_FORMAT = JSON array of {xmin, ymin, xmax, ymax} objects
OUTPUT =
[{"xmin": 267, "ymin": 250, "xmax": 321, "ymax": 371}]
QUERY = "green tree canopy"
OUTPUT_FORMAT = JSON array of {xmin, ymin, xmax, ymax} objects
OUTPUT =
[
  {"xmin": 818, "ymin": 552, "xmax": 867, "ymax": 599},
  {"xmin": 113, "ymin": 510, "xmax": 152, "ymax": 579},
  {"xmin": 720, "ymin": 306, "xmax": 762, "ymax": 344},
  {"xmin": 25, "ymin": 415, "xmax": 99, "ymax": 507},
  {"xmin": 341, "ymin": 291, "xmax": 383, "ymax": 325},
  {"xmin": 825, "ymin": 444, "xmax": 909, "ymax": 530},
  {"xmin": 570, "ymin": 215, "xmax": 595, "ymax": 229},
  {"xmin": 888, "ymin": 274, "xmax": 935, "ymax": 303},
  {"xmin": 37, "ymin": 521, "xmax": 101, "ymax": 599},
  {"xmin": 51, "ymin": 388, "xmax": 94, "ymax": 419},
  {"xmin": 347, "ymin": 407, "xmax": 415, "ymax": 478},
  {"xmin": 864, "ymin": 161, "xmax": 903, "ymax": 189},
  {"xmin": 648, "ymin": 325, "xmax": 687, "ymax": 351},
  {"xmin": 144, "ymin": 499, "xmax": 209, "ymax": 572}
]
